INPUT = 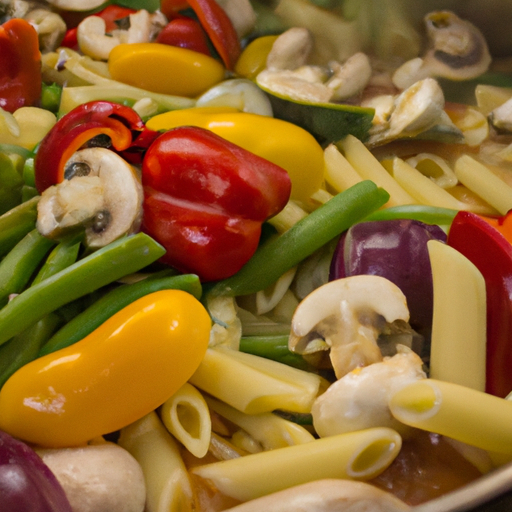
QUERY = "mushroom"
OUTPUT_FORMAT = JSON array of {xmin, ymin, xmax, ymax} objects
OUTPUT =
[
  {"xmin": 312, "ymin": 346, "xmax": 426, "ymax": 437},
  {"xmin": 36, "ymin": 441, "xmax": 146, "ymax": 512},
  {"xmin": 214, "ymin": 0, "xmax": 256, "ymax": 38},
  {"xmin": 222, "ymin": 479, "xmax": 411, "ymax": 512},
  {"xmin": 77, "ymin": 9, "xmax": 166, "ymax": 61},
  {"xmin": 489, "ymin": 97, "xmax": 512, "ymax": 132},
  {"xmin": 265, "ymin": 27, "xmax": 314, "ymax": 72},
  {"xmin": 288, "ymin": 275, "xmax": 410, "ymax": 379},
  {"xmin": 326, "ymin": 52, "xmax": 373, "ymax": 101},
  {"xmin": 393, "ymin": 11, "xmax": 491, "ymax": 89},
  {"xmin": 24, "ymin": 8, "xmax": 66, "ymax": 52},
  {"xmin": 46, "ymin": 0, "xmax": 106, "ymax": 11},
  {"xmin": 37, "ymin": 147, "xmax": 143, "ymax": 249}
]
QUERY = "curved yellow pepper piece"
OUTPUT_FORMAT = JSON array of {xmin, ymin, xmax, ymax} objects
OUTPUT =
[
  {"xmin": 146, "ymin": 107, "xmax": 325, "ymax": 203},
  {"xmin": 108, "ymin": 43, "xmax": 226, "ymax": 98},
  {"xmin": 0, "ymin": 290, "xmax": 211, "ymax": 448},
  {"xmin": 235, "ymin": 35, "xmax": 279, "ymax": 79}
]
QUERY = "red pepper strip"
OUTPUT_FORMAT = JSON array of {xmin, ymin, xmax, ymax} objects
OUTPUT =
[
  {"xmin": 95, "ymin": 5, "xmax": 137, "ymax": 32},
  {"xmin": 447, "ymin": 211, "xmax": 512, "ymax": 398},
  {"xmin": 120, "ymin": 127, "xmax": 161, "ymax": 165},
  {"xmin": 0, "ymin": 19, "xmax": 41, "ymax": 113},
  {"xmin": 160, "ymin": 0, "xmax": 190, "ymax": 17},
  {"xmin": 141, "ymin": 126, "xmax": 291, "ymax": 281},
  {"xmin": 34, "ymin": 101, "xmax": 144, "ymax": 193},
  {"xmin": 60, "ymin": 27, "xmax": 78, "ymax": 48},
  {"xmin": 157, "ymin": 17, "xmax": 211, "ymax": 56},
  {"xmin": 477, "ymin": 210, "xmax": 512, "ymax": 246},
  {"xmin": 186, "ymin": 0, "xmax": 241, "ymax": 70}
]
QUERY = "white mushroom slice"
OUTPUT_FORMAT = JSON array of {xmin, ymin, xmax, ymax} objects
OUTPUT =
[
  {"xmin": 489, "ymin": 97, "xmax": 512, "ymax": 132},
  {"xmin": 289, "ymin": 275, "xmax": 410, "ymax": 379},
  {"xmin": 25, "ymin": 9, "xmax": 67, "ymax": 52},
  {"xmin": 257, "ymin": 69, "xmax": 333, "ymax": 103},
  {"xmin": 223, "ymin": 479, "xmax": 411, "ymax": 512},
  {"xmin": 361, "ymin": 94, "xmax": 396, "ymax": 129},
  {"xmin": 37, "ymin": 441, "xmax": 146, "ymax": 512},
  {"xmin": 266, "ymin": 27, "xmax": 314, "ymax": 71},
  {"xmin": 215, "ymin": 0, "xmax": 256, "ymax": 38},
  {"xmin": 312, "ymin": 346, "xmax": 426, "ymax": 437},
  {"xmin": 326, "ymin": 53, "xmax": 372, "ymax": 101},
  {"xmin": 37, "ymin": 148, "xmax": 143, "ymax": 249},
  {"xmin": 46, "ymin": 0, "xmax": 105, "ymax": 11}
]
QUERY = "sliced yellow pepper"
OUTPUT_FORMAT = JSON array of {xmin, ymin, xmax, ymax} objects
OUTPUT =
[
  {"xmin": 235, "ymin": 35, "xmax": 279, "ymax": 79},
  {"xmin": 146, "ymin": 107, "xmax": 325, "ymax": 203},
  {"xmin": 108, "ymin": 43, "xmax": 226, "ymax": 98},
  {"xmin": 0, "ymin": 290, "xmax": 211, "ymax": 448}
]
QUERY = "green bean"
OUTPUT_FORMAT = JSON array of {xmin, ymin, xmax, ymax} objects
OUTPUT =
[
  {"xmin": 240, "ymin": 335, "xmax": 314, "ymax": 371},
  {"xmin": 363, "ymin": 205, "xmax": 459, "ymax": 226},
  {"xmin": 0, "ymin": 229, "xmax": 55, "ymax": 308},
  {"xmin": 40, "ymin": 272, "xmax": 202, "ymax": 356},
  {"xmin": 0, "ymin": 196, "xmax": 40, "ymax": 258},
  {"xmin": 31, "ymin": 236, "xmax": 82, "ymax": 286},
  {"xmin": 0, "ymin": 232, "xmax": 165, "ymax": 347},
  {"xmin": 210, "ymin": 181, "xmax": 389, "ymax": 297},
  {"xmin": 0, "ymin": 313, "xmax": 61, "ymax": 389}
]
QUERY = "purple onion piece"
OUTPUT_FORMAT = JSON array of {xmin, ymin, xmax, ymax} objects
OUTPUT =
[
  {"xmin": 330, "ymin": 219, "xmax": 447, "ymax": 332},
  {"xmin": 0, "ymin": 429, "xmax": 73, "ymax": 512}
]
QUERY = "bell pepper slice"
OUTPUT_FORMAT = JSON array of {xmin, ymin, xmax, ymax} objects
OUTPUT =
[
  {"xmin": 0, "ymin": 19, "xmax": 41, "ymax": 113},
  {"xmin": 447, "ymin": 210, "xmax": 512, "ymax": 398},
  {"xmin": 34, "ymin": 101, "xmax": 144, "ymax": 193},
  {"xmin": 157, "ymin": 17, "xmax": 211, "ymax": 56},
  {"xmin": 141, "ymin": 126, "xmax": 291, "ymax": 281}
]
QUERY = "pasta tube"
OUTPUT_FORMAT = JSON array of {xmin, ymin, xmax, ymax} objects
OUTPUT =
[
  {"xmin": 427, "ymin": 240, "xmax": 487, "ymax": 391},
  {"xmin": 389, "ymin": 379, "xmax": 512, "ymax": 454},
  {"xmin": 323, "ymin": 144, "xmax": 363, "ymax": 193},
  {"xmin": 118, "ymin": 411, "xmax": 194, "ymax": 512},
  {"xmin": 189, "ymin": 347, "xmax": 327, "ymax": 414},
  {"xmin": 191, "ymin": 427, "xmax": 402, "ymax": 501},
  {"xmin": 160, "ymin": 383, "xmax": 211, "ymax": 458},
  {"xmin": 205, "ymin": 395, "xmax": 315, "ymax": 450}
]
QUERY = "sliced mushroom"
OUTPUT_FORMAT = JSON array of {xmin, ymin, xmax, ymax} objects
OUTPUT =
[
  {"xmin": 489, "ymin": 97, "xmax": 512, "ymax": 132},
  {"xmin": 46, "ymin": 0, "xmax": 105, "ymax": 11},
  {"xmin": 326, "ymin": 52, "xmax": 372, "ymax": 101},
  {"xmin": 24, "ymin": 9, "xmax": 66, "ymax": 52},
  {"xmin": 223, "ymin": 479, "xmax": 411, "ymax": 512},
  {"xmin": 266, "ymin": 27, "xmax": 314, "ymax": 71},
  {"xmin": 312, "ymin": 346, "xmax": 426, "ymax": 437},
  {"xmin": 393, "ymin": 11, "xmax": 491, "ymax": 89},
  {"xmin": 214, "ymin": 0, "xmax": 256, "ymax": 38},
  {"xmin": 37, "ymin": 147, "xmax": 143, "ymax": 249},
  {"xmin": 289, "ymin": 275, "xmax": 410, "ymax": 379},
  {"xmin": 77, "ymin": 10, "xmax": 166, "ymax": 61}
]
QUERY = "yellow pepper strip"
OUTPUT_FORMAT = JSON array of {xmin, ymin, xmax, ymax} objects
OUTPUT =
[
  {"xmin": 108, "ymin": 43, "xmax": 226, "ymax": 98},
  {"xmin": 146, "ymin": 107, "xmax": 325, "ymax": 203},
  {"xmin": 235, "ymin": 35, "xmax": 279, "ymax": 79},
  {"xmin": 0, "ymin": 290, "xmax": 211, "ymax": 448}
]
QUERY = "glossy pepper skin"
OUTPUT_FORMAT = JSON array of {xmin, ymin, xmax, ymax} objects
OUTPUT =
[
  {"xmin": 448, "ymin": 211, "xmax": 512, "ymax": 398},
  {"xmin": 0, "ymin": 19, "xmax": 41, "ymax": 113},
  {"xmin": 142, "ymin": 126, "xmax": 292, "ymax": 282},
  {"xmin": 0, "ymin": 290, "xmax": 211, "ymax": 448},
  {"xmin": 34, "ymin": 101, "xmax": 145, "ymax": 193}
]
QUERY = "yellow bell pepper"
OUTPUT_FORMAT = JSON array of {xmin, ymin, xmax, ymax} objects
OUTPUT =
[
  {"xmin": 146, "ymin": 107, "xmax": 325, "ymax": 203},
  {"xmin": 0, "ymin": 290, "xmax": 211, "ymax": 448},
  {"xmin": 108, "ymin": 43, "xmax": 226, "ymax": 98},
  {"xmin": 235, "ymin": 35, "xmax": 279, "ymax": 79}
]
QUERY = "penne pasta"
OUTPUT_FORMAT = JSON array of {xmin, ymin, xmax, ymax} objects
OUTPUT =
[
  {"xmin": 427, "ymin": 241, "xmax": 487, "ymax": 392},
  {"xmin": 323, "ymin": 144, "xmax": 363, "ymax": 193},
  {"xmin": 205, "ymin": 395, "xmax": 315, "ymax": 450},
  {"xmin": 405, "ymin": 153, "xmax": 458, "ymax": 189},
  {"xmin": 389, "ymin": 379, "xmax": 512, "ymax": 454},
  {"xmin": 160, "ymin": 383, "xmax": 212, "ymax": 458},
  {"xmin": 454, "ymin": 155, "xmax": 512, "ymax": 215},
  {"xmin": 191, "ymin": 427, "xmax": 402, "ymax": 502},
  {"xmin": 382, "ymin": 157, "xmax": 466, "ymax": 210},
  {"xmin": 118, "ymin": 411, "xmax": 194, "ymax": 512},
  {"xmin": 337, "ymin": 134, "xmax": 417, "ymax": 207},
  {"xmin": 189, "ymin": 347, "xmax": 327, "ymax": 414}
]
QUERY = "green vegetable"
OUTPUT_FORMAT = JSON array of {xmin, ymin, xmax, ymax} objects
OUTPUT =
[
  {"xmin": 0, "ymin": 196, "xmax": 40, "ymax": 258},
  {"xmin": 22, "ymin": 157, "xmax": 35, "ymax": 188},
  {"xmin": 259, "ymin": 85, "xmax": 375, "ymax": 143},
  {"xmin": 0, "ymin": 313, "xmax": 61, "ymax": 389},
  {"xmin": 40, "ymin": 83, "xmax": 62, "ymax": 113},
  {"xmin": 210, "ymin": 181, "xmax": 389, "ymax": 297},
  {"xmin": 40, "ymin": 272, "xmax": 202, "ymax": 356},
  {"xmin": 0, "ymin": 229, "xmax": 55, "ymax": 308},
  {"xmin": 363, "ymin": 205, "xmax": 458, "ymax": 226},
  {"xmin": 0, "ymin": 151, "xmax": 25, "ymax": 215},
  {"xmin": 0, "ymin": 233, "xmax": 165, "ymax": 347},
  {"xmin": 112, "ymin": 0, "xmax": 160, "ymax": 12},
  {"xmin": 31, "ymin": 236, "xmax": 82, "ymax": 286}
]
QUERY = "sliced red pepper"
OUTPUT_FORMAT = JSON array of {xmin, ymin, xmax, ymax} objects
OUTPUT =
[
  {"xmin": 156, "ymin": 17, "xmax": 211, "ymax": 56},
  {"xmin": 95, "ymin": 5, "xmax": 137, "ymax": 32},
  {"xmin": 477, "ymin": 210, "xmax": 512, "ymax": 246},
  {"xmin": 160, "ymin": 0, "xmax": 191, "ymax": 17},
  {"xmin": 141, "ymin": 126, "xmax": 291, "ymax": 281},
  {"xmin": 447, "ymin": 211, "xmax": 512, "ymax": 398},
  {"xmin": 0, "ymin": 18, "xmax": 41, "ymax": 113},
  {"xmin": 34, "ymin": 101, "xmax": 145, "ymax": 194},
  {"xmin": 60, "ymin": 27, "xmax": 78, "ymax": 49},
  {"xmin": 179, "ymin": 0, "xmax": 241, "ymax": 70}
]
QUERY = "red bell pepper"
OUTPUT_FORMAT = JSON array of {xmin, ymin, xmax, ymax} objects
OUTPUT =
[
  {"xmin": 141, "ymin": 126, "xmax": 292, "ymax": 281},
  {"xmin": 447, "ymin": 211, "xmax": 512, "ymax": 398},
  {"xmin": 156, "ymin": 17, "xmax": 211, "ymax": 56},
  {"xmin": 0, "ymin": 18, "xmax": 41, "ymax": 113},
  {"xmin": 34, "ymin": 101, "xmax": 145, "ymax": 193}
]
